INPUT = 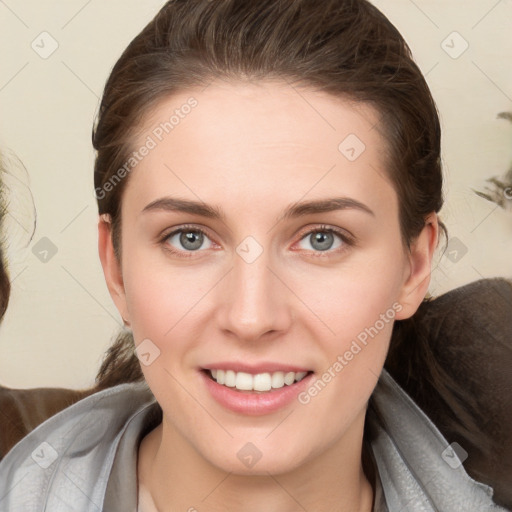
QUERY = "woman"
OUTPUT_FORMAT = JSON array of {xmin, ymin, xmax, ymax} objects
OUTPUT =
[{"xmin": 0, "ymin": 1, "xmax": 508, "ymax": 511}]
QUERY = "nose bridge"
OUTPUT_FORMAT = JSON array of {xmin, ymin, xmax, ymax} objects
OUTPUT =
[{"xmin": 219, "ymin": 241, "xmax": 291, "ymax": 340}]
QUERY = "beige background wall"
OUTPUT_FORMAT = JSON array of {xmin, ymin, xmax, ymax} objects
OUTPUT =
[{"xmin": 0, "ymin": 0, "xmax": 511, "ymax": 389}]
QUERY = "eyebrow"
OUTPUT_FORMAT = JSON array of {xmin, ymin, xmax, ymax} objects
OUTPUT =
[{"xmin": 142, "ymin": 196, "xmax": 375, "ymax": 222}]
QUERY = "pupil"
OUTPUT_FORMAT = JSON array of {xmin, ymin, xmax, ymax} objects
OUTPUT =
[
  {"xmin": 312, "ymin": 232, "xmax": 333, "ymax": 251},
  {"xmin": 181, "ymin": 231, "xmax": 203, "ymax": 250}
]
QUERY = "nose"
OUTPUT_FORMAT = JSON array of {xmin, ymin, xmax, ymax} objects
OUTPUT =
[{"xmin": 216, "ymin": 247, "xmax": 293, "ymax": 343}]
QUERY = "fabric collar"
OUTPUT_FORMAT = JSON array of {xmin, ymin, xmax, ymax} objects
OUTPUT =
[{"xmin": 0, "ymin": 369, "xmax": 506, "ymax": 511}]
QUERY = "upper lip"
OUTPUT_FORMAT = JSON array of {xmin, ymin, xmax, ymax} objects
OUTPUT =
[{"xmin": 201, "ymin": 362, "xmax": 312, "ymax": 374}]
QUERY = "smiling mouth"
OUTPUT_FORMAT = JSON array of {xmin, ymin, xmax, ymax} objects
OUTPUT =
[{"xmin": 202, "ymin": 369, "xmax": 314, "ymax": 393}]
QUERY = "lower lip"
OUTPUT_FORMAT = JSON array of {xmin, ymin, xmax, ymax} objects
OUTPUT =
[{"xmin": 200, "ymin": 370, "xmax": 314, "ymax": 416}]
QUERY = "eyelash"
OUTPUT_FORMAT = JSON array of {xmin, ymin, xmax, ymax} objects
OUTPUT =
[{"xmin": 159, "ymin": 224, "xmax": 355, "ymax": 259}]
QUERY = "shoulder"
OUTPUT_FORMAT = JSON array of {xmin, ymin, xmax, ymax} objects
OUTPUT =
[
  {"xmin": 368, "ymin": 369, "xmax": 509, "ymax": 511},
  {"xmin": 384, "ymin": 277, "xmax": 512, "ymax": 509},
  {"xmin": 0, "ymin": 384, "xmax": 92, "ymax": 459},
  {"xmin": 425, "ymin": 278, "xmax": 512, "ymax": 507},
  {"xmin": 0, "ymin": 381, "xmax": 156, "ymax": 512}
]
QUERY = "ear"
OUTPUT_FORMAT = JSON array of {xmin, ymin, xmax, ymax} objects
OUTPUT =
[
  {"xmin": 395, "ymin": 213, "xmax": 439, "ymax": 320},
  {"xmin": 98, "ymin": 214, "xmax": 130, "ymax": 326}
]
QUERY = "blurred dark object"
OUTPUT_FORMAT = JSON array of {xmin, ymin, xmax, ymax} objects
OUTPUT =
[
  {"xmin": 386, "ymin": 277, "xmax": 512, "ymax": 510},
  {"xmin": 0, "ymin": 386, "xmax": 93, "ymax": 459},
  {"xmin": 0, "ymin": 330, "xmax": 138, "ymax": 460}
]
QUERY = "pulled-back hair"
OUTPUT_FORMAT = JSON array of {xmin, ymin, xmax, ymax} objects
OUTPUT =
[
  {"xmin": 93, "ymin": 0, "xmax": 447, "ymax": 407},
  {"xmin": 93, "ymin": 0, "xmax": 444, "ymax": 254},
  {"xmin": 0, "ymin": 166, "xmax": 10, "ymax": 321}
]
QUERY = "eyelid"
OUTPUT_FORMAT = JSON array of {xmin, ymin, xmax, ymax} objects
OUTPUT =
[
  {"xmin": 159, "ymin": 223, "xmax": 355, "ymax": 256},
  {"xmin": 292, "ymin": 224, "xmax": 355, "ymax": 253},
  {"xmin": 160, "ymin": 223, "xmax": 214, "ymax": 241},
  {"xmin": 159, "ymin": 224, "xmax": 217, "ymax": 257}
]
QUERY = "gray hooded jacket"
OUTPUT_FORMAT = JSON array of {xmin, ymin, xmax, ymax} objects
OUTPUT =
[{"xmin": 0, "ymin": 369, "xmax": 507, "ymax": 511}]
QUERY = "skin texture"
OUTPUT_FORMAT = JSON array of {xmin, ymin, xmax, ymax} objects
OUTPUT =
[{"xmin": 98, "ymin": 80, "xmax": 438, "ymax": 512}]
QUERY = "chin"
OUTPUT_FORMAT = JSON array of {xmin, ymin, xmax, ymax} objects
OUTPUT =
[{"xmin": 201, "ymin": 439, "xmax": 311, "ymax": 477}]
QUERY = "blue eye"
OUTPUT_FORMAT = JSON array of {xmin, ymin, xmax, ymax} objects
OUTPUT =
[
  {"xmin": 160, "ymin": 224, "xmax": 353, "ymax": 258},
  {"xmin": 296, "ymin": 226, "xmax": 347, "ymax": 253},
  {"xmin": 164, "ymin": 227, "xmax": 213, "ymax": 254}
]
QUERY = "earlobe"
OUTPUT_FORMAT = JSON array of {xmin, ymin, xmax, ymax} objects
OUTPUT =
[
  {"xmin": 395, "ymin": 213, "xmax": 439, "ymax": 320},
  {"xmin": 98, "ymin": 215, "xmax": 130, "ymax": 325}
]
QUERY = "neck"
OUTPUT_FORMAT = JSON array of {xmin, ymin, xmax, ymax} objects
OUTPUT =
[{"xmin": 138, "ymin": 412, "xmax": 375, "ymax": 512}]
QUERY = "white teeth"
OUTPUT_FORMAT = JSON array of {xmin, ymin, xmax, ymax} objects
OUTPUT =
[
  {"xmin": 253, "ymin": 373, "xmax": 272, "ymax": 391},
  {"xmin": 284, "ymin": 372, "xmax": 295, "ymax": 385},
  {"xmin": 225, "ymin": 370, "xmax": 236, "ymax": 387},
  {"xmin": 271, "ymin": 371, "xmax": 285, "ymax": 389},
  {"xmin": 208, "ymin": 369, "xmax": 310, "ymax": 392},
  {"xmin": 235, "ymin": 372, "xmax": 254, "ymax": 391},
  {"xmin": 295, "ymin": 371, "xmax": 307, "ymax": 381}
]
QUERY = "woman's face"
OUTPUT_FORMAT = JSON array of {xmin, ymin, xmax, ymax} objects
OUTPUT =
[{"xmin": 100, "ymin": 80, "xmax": 435, "ymax": 475}]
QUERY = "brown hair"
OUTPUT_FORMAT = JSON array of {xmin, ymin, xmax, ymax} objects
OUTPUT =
[
  {"xmin": 90, "ymin": 3, "xmax": 507, "ymax": 493},
  {"xmin": 0, "ymin": 164, "xmax": 10, "ymax": 321},
  {"xmin": 0, "ymin": 151, "xmax": 37, "ymax": 323},
  {"xmin": 93, "ymin": 0, "xmax": 447, "ymax": 397}
]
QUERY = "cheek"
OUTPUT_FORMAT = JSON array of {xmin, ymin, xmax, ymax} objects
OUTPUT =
[
  {"xmin": 123, "ymin": 269, "xmax": 173, "ymax": 340},
  {"xmin": 122, "ymin": 247, "xmax": 219, "ymax": 347},
  {"xmin": 292, "ymin": 251, "xmax": 405, "ymax": 344},
  {"xmin": 287, "ymin": 248, "xmax": 406, "ymax": 415},
  {"xmin": 293, "ymin": 268, "xmax": 401, "ymax": 449}
]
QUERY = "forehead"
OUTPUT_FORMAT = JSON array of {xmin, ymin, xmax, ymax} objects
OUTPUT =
[{"xmin": 124, "ymin": 80, "xmax": 396, "ymax": 217}]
